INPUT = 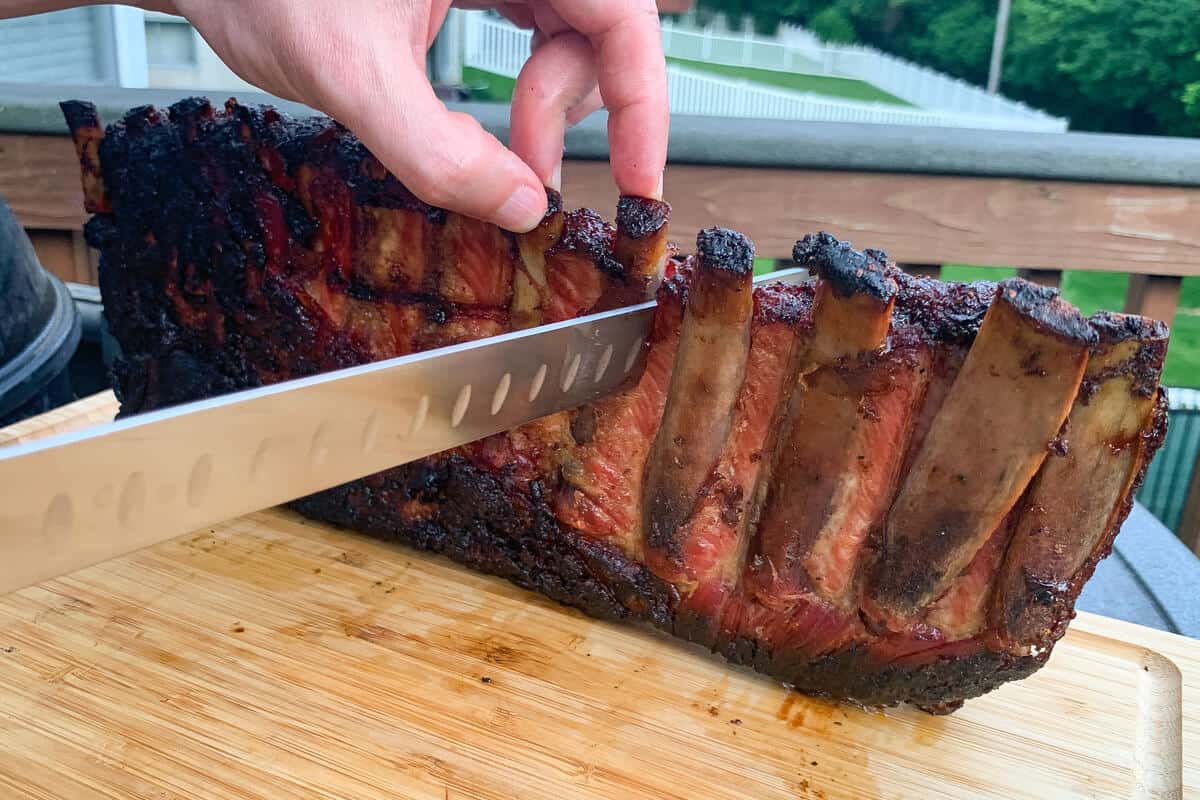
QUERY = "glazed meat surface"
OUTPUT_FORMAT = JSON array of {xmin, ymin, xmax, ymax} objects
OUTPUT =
[{"xmin": 62, "ymin": 98, "xmax": 1169, "ymax": 713}]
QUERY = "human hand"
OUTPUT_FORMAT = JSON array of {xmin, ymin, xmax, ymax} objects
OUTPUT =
[{"xmin": 169, "ymin": 0, "xmax": 669, "ymax": 232}]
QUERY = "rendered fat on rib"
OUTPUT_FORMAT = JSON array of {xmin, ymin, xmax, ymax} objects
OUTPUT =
[{"xmin": 511, "ymin": 189, "xmax": 565, "ymax": 329}]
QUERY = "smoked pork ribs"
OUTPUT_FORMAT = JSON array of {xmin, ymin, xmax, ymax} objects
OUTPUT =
[{"xmin": 62, "ymin": 98, "xmax": 1169, "ymax": 713}]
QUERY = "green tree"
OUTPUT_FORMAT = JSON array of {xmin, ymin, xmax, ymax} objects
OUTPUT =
[
  {"xmin": 808, "ymin": 6, "xmax": 856, "ymax": 43},
  {"xmin": 690, "ymin": 0, "xmax": 821, "ymax": 34},
  {"xmin": 890, "ymin": 1, "xmax": 995, "ymax": 85},
  {"xmin": 1186, "ymin": 56, "xmax": 1200, "ymax": 121},
  {"xmin": 1003, "ymin": 0, "xmax": 1200, "ymax": 135}
]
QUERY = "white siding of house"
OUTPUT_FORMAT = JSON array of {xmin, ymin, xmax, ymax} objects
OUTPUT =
[
  {"xmin": 143, "ymin": 11, "xmax": 257, "ymax": 92},
  {"xmin": 0, "ymin": 8, "xmax": 105, "ymax": 84},
  {"xmin": 0, "ymin": 6, "xmax": 146, "ymax": 86},
  {"xmin": 108, "ymin": 5, "xmax": 148, "ymax": 87}
]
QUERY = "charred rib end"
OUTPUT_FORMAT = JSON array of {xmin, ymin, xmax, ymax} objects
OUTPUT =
[
  {"xmin": 616, "ymin": 195, "xmax": 670, "ymax": 240},
  {"xmin": 697, "ymin": 227, "xmax": 755, "ymax": 276},
  {"xmin": 517, "ymin": 188, "xmax": 566, "ymax": 250},
  {"xmin": 599, "ymin": 196, "xmax": 671, "ymax": 310},
  {"xmin": 545, "ymin": 188, "xmax": 564, "ymax": 218},
  {"xmin": 59, "ymin": 99, "xmax": 101, "ymax": 135},
  {"xmin": 1089, "ymin": 310, "xmax": 1169, "ymax": 344},
  {"xmin": 1087, "ymin": 311, "xmax": 1170, "ymax": 399},
  {"xmin": 996, "ymin": 278, "xmax": 1097, "ymax": 347},
  {"xmin": 793, "ymin": 231, "xmax": 896, "ymax": 303},
  {"xmin": 692, "ymin": 228, "xmax": 755, "ymax": 320}
]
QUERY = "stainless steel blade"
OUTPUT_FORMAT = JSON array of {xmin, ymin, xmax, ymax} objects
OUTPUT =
[{"xmin": 0, "ymin": 268, "xmax": 807, "ymax": 594}]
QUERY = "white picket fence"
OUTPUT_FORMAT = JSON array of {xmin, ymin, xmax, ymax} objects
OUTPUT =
[
  {"xmin": 666, "ymin": 65, "xmax": 1064, "ymax": 131},
  {"xmin": 462, "ymin": 12, "xmax": 1068, "ymax": 133},
  {"xmin": 661, "ymin": 17, "xmax": 1059, "ymax": 123},
  {"xmin": 463, "ymin": 12, "xmax": 528, "ymax": 78},
  {"xmin": 661, "ymin": 18, "xmax": 828, "ymax": 78}
]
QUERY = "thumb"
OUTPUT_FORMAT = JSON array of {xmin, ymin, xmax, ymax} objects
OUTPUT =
[{"xmin": 324, "ymin": 62, "xmax": 548, "ymax": 233}]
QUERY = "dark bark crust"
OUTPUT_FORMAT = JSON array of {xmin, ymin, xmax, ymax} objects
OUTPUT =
[
  {"xmin": 995, "ymin": 277, "xmax": 1097, "ymax": 346},
  {"xmin": 696, "ymin": 227, "xmax": 755, "ymax": 275},
  {"xmin": 616, "ymin": 195, "xmax": 670, "ymax": 240},
  {"xmin": 793, "ymin": 231, "xmax": 896, "ymax": 302},
  {"xmin": 290, "ymin": 458, "xmax": 679, "ymax": 628}
]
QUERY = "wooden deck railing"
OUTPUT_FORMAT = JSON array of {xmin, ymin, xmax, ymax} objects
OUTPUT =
[{"xmin": 2, "ymin": 83, "xmax": 1200, "ymax": 552}]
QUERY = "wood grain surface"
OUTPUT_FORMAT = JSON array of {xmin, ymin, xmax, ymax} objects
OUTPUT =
[
  {"xmin": 0, "ymin": 395, "xmax": 1194, "ymax": 799},
  {"xmin": 0, "ymin": 134, "xmax": 87, "ymax": 231},
  {"xmin": 25, "ymin": 229, "xmax": 96, "ymax": 286},
  {"xmin": 563, "ymin": 160, "xmax": 1200, "ymax": 273}
]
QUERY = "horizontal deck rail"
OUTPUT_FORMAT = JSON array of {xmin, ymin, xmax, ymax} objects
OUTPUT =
[{"xmin": 1, "ymin": 83, "xmax": 1199, "ymax": 551}]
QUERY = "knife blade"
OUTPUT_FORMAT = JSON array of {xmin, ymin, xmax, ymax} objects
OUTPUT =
[{"xmin": 0, "ymin": 268, "xmax": 806, "ymax": 595}]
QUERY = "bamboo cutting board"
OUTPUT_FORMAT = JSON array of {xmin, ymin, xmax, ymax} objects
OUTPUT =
[{"xmin": 0, "ymin": 394, "xmax": 1194, "ymax": 799}]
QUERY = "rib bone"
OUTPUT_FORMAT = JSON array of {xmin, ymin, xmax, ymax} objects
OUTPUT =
[
  {"xmin": 643, "ymin": 229, "xmax": 755, "ymax": 561},
  {"xmin": 994, "ymin": 313, "xmax": 1168, "ymax": 650},
  {"xmin": 870, "ymin": 279, "xmax": 1094, "ymax": 619}
]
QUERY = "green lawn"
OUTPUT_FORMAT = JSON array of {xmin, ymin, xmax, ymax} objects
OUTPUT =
[
  {"xmin": 464, "ymin": 63, "xmax": 909, "ymax": 107},
  {"xmin": 667, "ymin": 57, "xmax": 911, "ymax": 106},
  {"xmin": 463, "ymin": 66, "xmax": 516, "ymax": 102}
]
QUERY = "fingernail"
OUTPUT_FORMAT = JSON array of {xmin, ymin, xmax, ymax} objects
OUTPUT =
[
  {"xmin": 495, "ymin": 184, "xmax": 546, "ymax": 233},
  {"xmin": 547, "ymin": 162, "xmax": 562, "ymax": 192},
  {"xmin": 653, "ymin": 171, "xmax": 664, "ymax": 200}
]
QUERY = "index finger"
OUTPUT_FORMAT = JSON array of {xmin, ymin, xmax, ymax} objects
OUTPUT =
[{"xmin": 547, "ymin": 0, "xmax": 668, "ymax": 198}]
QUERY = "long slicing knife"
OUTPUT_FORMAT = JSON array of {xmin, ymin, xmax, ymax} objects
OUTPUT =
[{"xmin": 0, "ymin": 269, "xmax": 807, "ymax": 595}]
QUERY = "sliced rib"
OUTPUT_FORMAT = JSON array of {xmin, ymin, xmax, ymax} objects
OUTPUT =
[
  {"xmin": 596, "ymin": 196, "xmax": 671, "ymax": 310},
  {"xmin": 870, "ymin": 279, "xmax": 1095, "ymax": 621},
  {"xmin": 642, "ymin": 228, "xmax": 756, "ymax": 564},
  {"xmin": 662, "ymin": 282, "xmax": 812, "ymax": 634},
  {"xmin": 993, "ymin": 312, "xmax": 1169, "ymax": 651},
  {"xmin": 745, "ymin": 234, "xmax": 910, "ymax": 609}
]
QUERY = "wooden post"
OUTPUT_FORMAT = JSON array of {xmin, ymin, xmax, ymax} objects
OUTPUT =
[
  {"xmin": 1016, "ymin": 268, "xmax": 1062, "ymax": 288},
  {"xmin": 1124, "ymin": 274, "xmax": 1182, "ymax": 325}
]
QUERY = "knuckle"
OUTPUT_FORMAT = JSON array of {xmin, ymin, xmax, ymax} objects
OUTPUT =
[{"xmin": 415, "ymin": 149, "xmax": 482, "ymax": 209}]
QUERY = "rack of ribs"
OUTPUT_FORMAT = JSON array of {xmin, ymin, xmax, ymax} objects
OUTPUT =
[{"xmin": 61, "ymin": 97, "xmax": 1169, "ymax": 713}]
